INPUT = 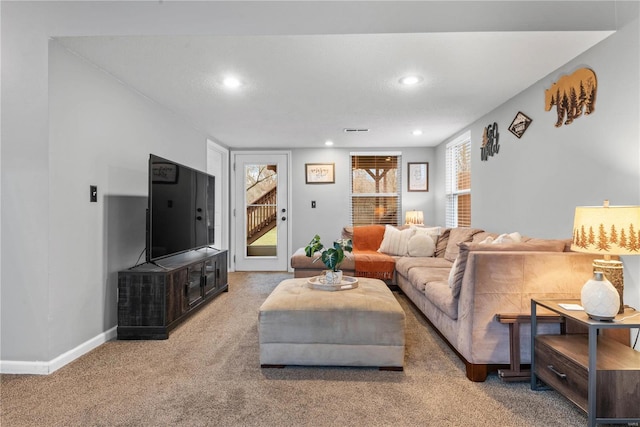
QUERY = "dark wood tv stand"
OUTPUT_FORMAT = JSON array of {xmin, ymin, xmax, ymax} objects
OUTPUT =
[{"xmin": 117, "ymin": 248, "xmax": 228, "ymax": 339}]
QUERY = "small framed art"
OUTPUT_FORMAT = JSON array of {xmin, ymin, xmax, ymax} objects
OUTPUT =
[
  {"xmin": 408, "ymin": 162, "xmax": 428, "ymax": 192},
  {"xmin": 305, "ymin": 163, "xmax": 335, "ymax": 184},
  {"xmin": 508, "ymin": 111, "xmax": 532, "ymax": 139}
]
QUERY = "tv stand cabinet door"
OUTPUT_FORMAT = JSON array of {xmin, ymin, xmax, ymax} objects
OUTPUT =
[
  {"xmin": 217, "ymin": 251, "xmax": 228, "ymax": 290},
  {"xmin": 117, "ymin": 272, "xmax": 168, "ymax": 339},
  {"xmin": 167, "ymin": 268, "xmax": 187, "ymax": 323},
  {"xmin": 203, "ymin": 251, "xmax": 228, "ymax": 297}
]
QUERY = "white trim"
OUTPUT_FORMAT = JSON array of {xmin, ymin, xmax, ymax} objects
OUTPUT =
[
  {"xmin": 0, "ymin": 326, "xmax": 117, "ymax": 375},
  {"xmin": 206, "ymin": 139, "xmax": 230, "ymax": 255},
  {"xmin": 349, "ymin": 151, "xmax": 402, "ymax": 156},
  {"xmin": 446, "ymin": 130, "xmax": 471, "ymax": 148}
]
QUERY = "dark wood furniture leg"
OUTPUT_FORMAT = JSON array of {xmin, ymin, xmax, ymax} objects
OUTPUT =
[{"xmin": 495, "ymin": 313, "xmax": 565, "ymax": 382}]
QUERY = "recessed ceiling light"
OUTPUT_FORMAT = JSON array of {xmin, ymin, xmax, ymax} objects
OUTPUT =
[
  {"xmin": 412, "ymin": 129, "xmax": 423, "ymax": 136},
  {"xmin": 325, "ymin": 140, "xmax": 334, "ymax": 146},
  {"xmin": 399, "ymin": 75, "xmax": 423, "ymax": 86},
  {"xmin": 223, "ymin": 76, "xmax": 242, "ymax": 89}
]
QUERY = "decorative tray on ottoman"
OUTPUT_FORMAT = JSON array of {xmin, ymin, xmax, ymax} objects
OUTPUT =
[{"xmin": 307, "ymin": 276, "xmax": 359, "ymax": 291}]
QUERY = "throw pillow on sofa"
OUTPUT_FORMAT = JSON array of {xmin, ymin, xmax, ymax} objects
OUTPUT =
[
  {"xmin": 378, "ymin": 224, "xmax": 415, "ymax": 256},
  {"xmin": 435, "ymin": 228, "xmax": 451, "ymax": 258},
  {"xmin": 411, "ymin": 225, "xmax": 442, "ymax": 237},
  {"xmin": 444, "ymin": 228, "xmax": 484, "ymax": 262},
  {"xmin": 408, "ymin": 234, "xmax": 436, "ymax": 257},
  {"xmin": 479, "ymin": 231, "xmax": 522, "ymax": 244}
]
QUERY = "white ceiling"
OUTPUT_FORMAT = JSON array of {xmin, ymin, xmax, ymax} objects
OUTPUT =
[{"xmin": 55, "ymin": 28, "xmax": 612, "ymax": 149}]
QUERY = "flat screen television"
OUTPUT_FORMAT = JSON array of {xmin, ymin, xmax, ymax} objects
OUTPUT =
[{"xmin": 146, "ymin": 154, "xmax": 215, "ymax": 262}]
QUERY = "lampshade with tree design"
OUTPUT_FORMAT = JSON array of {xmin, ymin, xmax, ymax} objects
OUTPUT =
[{"xmin": 571, "ymin": 201, "xmax": 640, "ymax": 317}]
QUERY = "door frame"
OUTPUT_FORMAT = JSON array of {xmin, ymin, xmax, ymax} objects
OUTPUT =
[
  {"xmin": 230, "ymin": 150, "xmax": 292, "ymax": 272},
  {"xmin": 206, "ymin": 139, "xmax": 229, "ymax": 253}
]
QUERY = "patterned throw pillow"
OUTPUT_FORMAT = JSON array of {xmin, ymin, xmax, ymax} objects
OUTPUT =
[{"xmin": 378, "ymin": 225, "xmax": 415, "ymax": 256}]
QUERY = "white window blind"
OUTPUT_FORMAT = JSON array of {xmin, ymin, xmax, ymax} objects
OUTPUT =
[
  {"xmin": 350, "ymin": 152, "xmax": 402, "ymax": 226},
  {"xmin": 445, "ymin": 134, "xmax": 471, "ymax": 227}
]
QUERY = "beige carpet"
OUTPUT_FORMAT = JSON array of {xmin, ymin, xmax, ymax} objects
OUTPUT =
[{"xmin": 1, "ymin": 272, "xmax": 588, "ymax": 426}]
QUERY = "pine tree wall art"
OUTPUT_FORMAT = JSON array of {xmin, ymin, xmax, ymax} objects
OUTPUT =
[{"xmin": 544, "ymin": 68, "xmax": 597, "ymax": 127}]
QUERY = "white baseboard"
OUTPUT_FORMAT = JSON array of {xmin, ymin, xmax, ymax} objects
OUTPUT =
[{"xmin": 0, "ymin": 326, "xmax": 118, "ymax": 375}]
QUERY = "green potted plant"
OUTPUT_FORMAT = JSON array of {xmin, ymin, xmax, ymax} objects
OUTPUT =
[{"xmin": 304, "ymin": 235, "xmax": 353, "ymax": 284}]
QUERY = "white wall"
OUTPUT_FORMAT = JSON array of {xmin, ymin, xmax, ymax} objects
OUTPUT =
[
  {"xmin": 434, "ymin": 7, "xmax": 640, "ymax": 320},
  {"xmin": 47, "ymin": 42, "xmax": 210, "ymax": 360},
  {"xmin": 290, "ymin": 147, "xmax": 437, "ymax": 251},
  {"xmin": 1, "ymin": 34, "xmax": 209, "ymax": 368}
]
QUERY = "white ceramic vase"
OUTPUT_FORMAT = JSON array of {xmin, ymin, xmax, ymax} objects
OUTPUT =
[
  {"xmin": 324, "ymin": 270, "xmax": 343, "ymax": 285},
  {"xmin": 581, "ymin": 271, "xmax": 620, "ymax": 321}
]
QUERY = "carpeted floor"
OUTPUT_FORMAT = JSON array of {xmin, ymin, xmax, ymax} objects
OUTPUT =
[{"xmin": 1, "ymin": 271, "xmax": 588, "ymax": 426}]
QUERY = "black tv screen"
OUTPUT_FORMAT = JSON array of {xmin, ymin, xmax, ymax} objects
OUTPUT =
[{"xmin": 146, "ymin": 154, "xmax": 215, "ymax": 262}]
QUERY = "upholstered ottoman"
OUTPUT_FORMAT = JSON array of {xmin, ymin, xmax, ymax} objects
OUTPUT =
[{"xmin": 259, "ymin": 277, "xmax": 405, "ymax": 370}]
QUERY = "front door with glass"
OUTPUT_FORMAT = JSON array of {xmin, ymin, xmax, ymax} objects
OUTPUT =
[{"xmin": 233, "ymin": 153, "xmax": 289, "ymax": 271}]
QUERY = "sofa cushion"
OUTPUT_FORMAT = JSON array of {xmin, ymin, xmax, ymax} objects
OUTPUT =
[
  {"xmin": 448, "ymin": 239, "xmax": 568, "ymax": 298},
  {"xmin": 395, "ymin": 256, "xmax": 453, "ymax": 278},
  {"xmin": 407, "ymin": 234, "xmax": 436, "ymax": 257},
  {"xmin": 407, "ymin": 267, "xmax": 450, "ymax": 292},
  {"xmin": 444, "ymin": 228, "xmax": 484, "ymax": 262},
  {"xmin": 378, "ymin": 224, "xmax": 415, "ymax": 256},
  {"xmin": 423, "ymin": 281, "xmax": 458, "ymax": 320},
  {"xmin": 434, "ymin": 228, "xmax": 451, "ymax": 258},
  {"xmin": 472, "ymin": 231, "xmax": 498, "ymax": 243}
]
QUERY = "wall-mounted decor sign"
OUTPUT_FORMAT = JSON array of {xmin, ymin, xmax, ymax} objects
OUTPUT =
[
  {"xmin": 480, "ymin": 122, "xmax": 499, "ymax": 161},
  {"xmin": 408, "ymin": 162, "xmax": 429, "ymax": 191},
  {"xmin": 305, "ymin": 163, "xmax": 335, "ymax": 184},
  {"xmin": 544, "ymin": 67, "xmax": 597, "ymax": 127},
  {"xmin": 508, "ymin": 111, "xmax": 532, "ymax": 139}
]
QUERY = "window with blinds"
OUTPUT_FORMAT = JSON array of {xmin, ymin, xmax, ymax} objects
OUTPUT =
[
  {"xmin": 350, "ymin": 153, "xmax": 402, "ymax": 226},
  {"xmin": 445, "ymin": 133, "xmax": 471, "ymax": 227}
]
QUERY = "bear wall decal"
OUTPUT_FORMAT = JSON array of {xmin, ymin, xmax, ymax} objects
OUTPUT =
[{"xmin": 544, "ymin": 68, "xmax": 597, "ymax": 127}]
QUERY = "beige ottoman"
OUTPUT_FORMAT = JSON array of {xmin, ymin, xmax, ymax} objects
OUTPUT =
[{"xmin": 259, "ymin": 277, "xmax": 405, "ymax": 370}]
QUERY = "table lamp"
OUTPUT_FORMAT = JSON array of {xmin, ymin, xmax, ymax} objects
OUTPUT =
[
  {"xmin": 405, "ymin": 210, "xmax": 424, "ymax": 225},
  {"xmin": 571, "ymin": 200, "xmax": 640, "ymax": 319}
]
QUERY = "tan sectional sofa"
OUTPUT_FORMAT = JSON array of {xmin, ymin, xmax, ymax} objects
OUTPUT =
[{"xmin": 291, "ymin": 225, "xmax": 603, "ymax": 381}]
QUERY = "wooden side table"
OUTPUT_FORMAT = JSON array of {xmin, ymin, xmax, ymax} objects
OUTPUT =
[
  {"xmin": 531, "ymin": 299, "xmax": 640, "ymax": 427},
  {"xmin": 495, "ymin": 313, "xmax": 565, "ymax": 382}
]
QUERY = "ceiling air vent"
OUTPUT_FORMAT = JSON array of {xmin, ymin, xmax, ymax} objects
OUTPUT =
[{"xmin": 343, "ymin": 128, "xmax": 370, "ymax": 133}]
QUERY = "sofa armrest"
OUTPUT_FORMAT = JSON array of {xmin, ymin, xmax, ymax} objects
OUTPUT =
[{"xmin": 455, "ymin": 251, "xmax": 602, "ymax": 364}]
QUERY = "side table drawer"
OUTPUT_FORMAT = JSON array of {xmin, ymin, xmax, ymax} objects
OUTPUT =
[
  {"xmin": 535, "ymin": 336, "xmax": 587, "ymax": 411},
  {"xmin": 535, "ymin": 334, "xmax": 640, "ymax": 418}
]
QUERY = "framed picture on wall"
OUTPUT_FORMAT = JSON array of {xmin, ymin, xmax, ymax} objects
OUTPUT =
[
  {"xmin": 408, "ymin": 162, "xmax": 429, "ymax": 192},
  {"xmin": 508, "ymin": 111, "xmax": 532, "ymax": 138},
  {"xmin": 305, "ymin": 163, "xmax": 335, "ymax": 184}
]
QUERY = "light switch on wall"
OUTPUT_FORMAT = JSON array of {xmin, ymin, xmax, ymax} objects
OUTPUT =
[{"xmin": 90, "ymin": 185, "xmax": 97, "ymax": 202}]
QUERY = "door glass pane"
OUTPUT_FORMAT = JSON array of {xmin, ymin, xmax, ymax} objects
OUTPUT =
[{"xmin": 245, "ymin": 164, "xmax": 278, "ymax": 257}]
